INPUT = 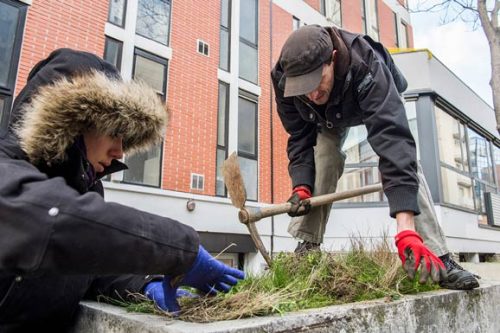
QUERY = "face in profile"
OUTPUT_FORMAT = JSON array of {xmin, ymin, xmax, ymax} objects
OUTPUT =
[
  {"xmin": 83, "ymin": 129, "xmax": 124, "ymax": 173},
  {"xmin": 305, "ymin": 50, "xmax": 336, "ymax": 105}
]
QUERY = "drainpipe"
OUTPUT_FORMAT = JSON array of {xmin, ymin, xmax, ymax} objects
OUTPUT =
[{"xmin": 269, "ymin": 0, "xmax": 275, "ymax": 259}]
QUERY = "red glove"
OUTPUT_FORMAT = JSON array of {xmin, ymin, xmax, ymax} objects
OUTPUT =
[
  {"xmin": 287, "ymin": 185, "xmax": 312, "ymax": 217},
  {"xmin": 395, "ymin": 230, "xmax": 447, "ymax": 283}
]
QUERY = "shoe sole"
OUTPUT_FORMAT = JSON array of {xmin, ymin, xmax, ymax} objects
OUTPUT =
[{"xmin": 440, "ymin": 277, "xmax": 480, "ymax": 290}]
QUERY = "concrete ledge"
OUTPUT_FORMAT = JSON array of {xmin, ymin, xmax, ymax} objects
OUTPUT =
[{"xmin": 71, "ymin": 282, "xmax": 500, "ymax": 333}]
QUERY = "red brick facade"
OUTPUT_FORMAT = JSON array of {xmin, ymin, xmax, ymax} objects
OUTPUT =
[{"xmin": 14, "ymin": 0, "xmax": 413, "ymax": 204}]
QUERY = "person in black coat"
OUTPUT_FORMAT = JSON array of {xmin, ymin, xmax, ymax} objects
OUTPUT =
[
  {"xmin": 271, "ymin": 25, "xmax": 478, "ymax": 290},
  {"xmin": 0, "ymin": 48, "xmax": 244, "ymax": 332}
]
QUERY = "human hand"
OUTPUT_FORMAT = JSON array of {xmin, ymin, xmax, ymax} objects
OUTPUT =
[
  {"xmin": 395, "ymin": 230, "xmax": 447, "ymax": 283},
  {"xmin": 175, "ymin": 245, "xmax": 245, "ymax": 295},
  {"xmin": 144, "ymin": 281, "xmax": 195, "ymax": 313},
  {"xmin": 287, "ymin": 185, "xmax": 312, "ymax": 217}
]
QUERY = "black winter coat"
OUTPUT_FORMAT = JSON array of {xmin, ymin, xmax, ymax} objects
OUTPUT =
[
  {"xmin": 271, "ymin": 27, "xmax": 419, "ymax": 217},
  {"xmin": 0, "ymin": 49, "xmax": 199, "ymax": 332}
]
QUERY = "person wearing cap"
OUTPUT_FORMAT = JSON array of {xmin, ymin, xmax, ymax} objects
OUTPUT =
[
  {"xmin": 0, "ymin": 48, "xmax": 244, "ymax": 332},
  {"xmin": 271, "ymin": 25, "xmax": 479, "ymax": 290}
]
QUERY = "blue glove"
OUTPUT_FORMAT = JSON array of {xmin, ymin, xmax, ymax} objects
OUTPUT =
[
  {"xmin": 144, "ymin": 281, "xmax": 195, "ymax": 312},
  {"xmin": 168, "ymin": 245, "xmax": 245, "ymax": 295}
]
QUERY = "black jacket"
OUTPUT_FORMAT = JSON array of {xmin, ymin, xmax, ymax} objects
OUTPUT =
[
  {"xmin": 0, "ymin": 49, "xmax": 199, "ymax": 332},
  {"xmin": 271, "ymin": 27, "xmax": 419, "ymax": 217}
]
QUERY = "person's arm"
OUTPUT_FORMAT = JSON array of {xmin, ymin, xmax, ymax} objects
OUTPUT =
[
  {"xmin": 355, "ymin": 47, "xmax": 419, "ymax": 218},
  {"xmin": 271, "ymin": 65, "xmax": 317, "ymax": 190},
  {"xmin": 0, "ymin": 156, "xmax": 199, "ymax": 276}
]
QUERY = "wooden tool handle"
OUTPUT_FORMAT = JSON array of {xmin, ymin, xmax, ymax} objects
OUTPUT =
[{"xmin": 239, "ymin": 183, "xmax": 383, "ymax": 224}]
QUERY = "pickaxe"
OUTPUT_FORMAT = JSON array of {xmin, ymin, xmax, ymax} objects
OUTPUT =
[{"xmin": 222, "ymin": 152, "xmax": 383, "ymax": 267}]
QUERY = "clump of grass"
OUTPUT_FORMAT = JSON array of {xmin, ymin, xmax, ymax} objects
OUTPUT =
[{"xmin": 115, "ymin": 238, "xmax": 439, "ymax": 322}]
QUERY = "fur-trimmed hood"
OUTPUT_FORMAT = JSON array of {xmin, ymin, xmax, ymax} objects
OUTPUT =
[{"xmin": 9, "ymin": 48, "xmax": 167, "ymax": 165}]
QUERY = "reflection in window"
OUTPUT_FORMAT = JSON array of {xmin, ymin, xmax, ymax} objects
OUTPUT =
[
  {"xmin": 435, "ymin": 107, "xmax": 468, "ymax": 171},
  {"xmin": 123, "ymin": 49, "xmax": 167, "ymax": 187},
  {"xmin": 238, "ymin": 93, "xmax": 258, "ymax": 200},
  {"xmin": 441, "ymin": 167, "xmax": 475, "ymax": 210},
  {"xmin": 136, "ymin": 0, "xmax": 171, "ymax": 45},
  {"xmin": 337, "ymin": 166, "xmax": 385, "ymax": 203},
  {"xmin": 238, "ymin": 156, "xmax": 257, "ymax": 201},
  {"xmin": 219, "ymin": 0, "xmax": 231, "ymax": 71},
  {"xmin": 321, "ymin": 0, "xmax": 341, "ymax": 27},
  {"xmin": 368, "ymin": 0, "xmax": 379, "ymax": 41},
  {"xmin": 239, "ymin": 0, "xmax": 258, "ymax": 83},
  {"xmin": 0, "ymin": 2, "xmax": 20, "ymax": 88},
  {"xmin": 468, "ymin": 128, "xmax": 494, "ymax": 185},
  {"xmin": 405, "ymin": 100, "xmax": 420, "ymax": 159},
  {"xmin": 104, "ymin": 37, "xmax": 123, "ymax": 70},
  {"xmin": 108, "ymin": 0, "xmax": 127, "ymax": 27},
  {"xmin": 344, "ymin": 125, "xmax": 377, "ymax": 164},
  {"xmin": 216, "ymin": 82, "xmax": 229, "ymax": 196},
  {"xmin": 494, "ymin": 145, "xmax": 500, "ymax": 189}
]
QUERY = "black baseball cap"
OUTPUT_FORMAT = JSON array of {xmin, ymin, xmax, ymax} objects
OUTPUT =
[{"xmin": 280, "ymin": 25, "xmax": 333, "ymax": 97}]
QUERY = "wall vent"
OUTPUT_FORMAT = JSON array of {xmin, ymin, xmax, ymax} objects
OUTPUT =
[
  {"xmin": 191, "ymin": 173, "xmax": 204, "ymax": 190},
  {"xmin": 197, "ymin": 39, "xmax": 209, "ymax": 56}
]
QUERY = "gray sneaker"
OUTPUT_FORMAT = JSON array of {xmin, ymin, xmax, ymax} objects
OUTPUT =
[
  {"xmin": 438, "ymin": 254, "xmax": 480, "ymax": 290},
  {"xmin": 294, "ymin": 241, "xmax": 321, "ymax": 254}
]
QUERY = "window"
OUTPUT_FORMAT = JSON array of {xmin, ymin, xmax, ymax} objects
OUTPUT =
[
  {"xmin": 238, "ymin": 93, "xmax": 258, "ymax": 201},
  {"xmin": 216, "ymin": 82, "xmax": 229, "ymax": 196},
  {"xmin": 0, "ymin": 0, "xmax": 27, "ymax": 135},
  {"xmin": 368, "ymin": 0, "xmax": 379, "ymax": 41},
  {"xmin": 219, "ymin": 0, "xmax": 231, "ymax": 71},
  {"xmin": 122, "ymin": 49, "xmax": 168, "ymax": 187},
  {"xmin": 292, "ymin": 16, "xmax": 300, "ymax": 31},
  {"xmin": 239, "ymin": 0, "xmax": 258, "ymax": 83},
  {"xmin": 493, "ymin": 145, "xmax": 500, "ymax": 189},
  {"xmin": 468, "ymin": 128, "xmax": 494, "ymax": 185},
  {"xmin": 108, "ymin": 0, "xmax": 127, "ymax": 27},
  {"xmin": 399, "ymin": 21, "xmax": 408, "ymax": 48},
  {"xmin": 360, "ymin": 0, "xmax": 367, "ymax": 35},
  {"xmin": 436, "ymin": 109, "xmax": 468, "ymax": 172},
  {"xmin": 321, "ymin": 0, "xmax": 341, "ymax": 27},
  {"xmin": 338, "ymin": 125, "xmax": 384, "ymax": 203},
  {"xmin": 136, "ymin": 0, "xmax": 171, "ymax": 45},
  {"xmin": 197, "ymin": 39, "xmax": 209, "ymax": 56},
  {"xmin": 394, "ymin": 13, "xmax": 399, "ymax": 47},
  {"xmin": 104, "ymin": 37, "xmax": 123, "ymax": 70}
]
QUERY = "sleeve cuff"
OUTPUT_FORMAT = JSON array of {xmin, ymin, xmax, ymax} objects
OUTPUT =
[
  {"xmin": 385, "ymin": 185, "xmax": 420, "ymax": 218},
  {"xmin": 290, "ymin": 165, "xmax": 315, "ymax": 191}
]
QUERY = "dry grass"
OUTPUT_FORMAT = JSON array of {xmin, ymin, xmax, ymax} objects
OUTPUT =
[{"xmin": 116, "ymin": 237, "xmax": 439, "ymax": 322}]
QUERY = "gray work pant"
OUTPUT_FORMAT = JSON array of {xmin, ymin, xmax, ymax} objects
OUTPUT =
[{"xmin": 287, "ymin": 126, "xmax": 449, "ymax": 256}]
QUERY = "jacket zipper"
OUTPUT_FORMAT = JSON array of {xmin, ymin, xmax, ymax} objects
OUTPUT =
[{"xmin": 297, "ymin": 96, "xmax": 334, "ymax": 129}]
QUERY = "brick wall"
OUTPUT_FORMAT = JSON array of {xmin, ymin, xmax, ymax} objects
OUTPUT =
[
  {"xmin": 16, "ymin": 0, "xmax": 108, "ymax": 95},
  {"xmin": 164, "ymin": 0, "xmax": 220, "ymax": 194},
  {"xmin": 378, "ymin": 0, "xmax": 397, "ymax": 47}
]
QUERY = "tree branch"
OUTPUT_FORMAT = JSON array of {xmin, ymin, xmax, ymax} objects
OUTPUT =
[{"xmin": 478, "ymin": 0, "xmax": 495, "ymax": 40}]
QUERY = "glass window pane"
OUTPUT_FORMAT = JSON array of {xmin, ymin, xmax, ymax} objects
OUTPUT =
[
  {"xmin": 468, "ymin": 128, "xmax": 494, "ymax": 184},
  {"xmin": 0, "ymin": 97, "xmax": 5, "ymax": 126},
  {"xmin": 405, "ymin": 100, "xmax": 420, "ymax": 159},
  {"xmin": 493, "ymin": 145, "xmax": 500, "ymax": 189},
  {"xmin": 337, "ymin": 166, "xmax": 385, "ymax": 202},
  {"xmin": 400, "ymin": 22, "xmax": 408, "ymax": 48},
  {"xmin": 104, "ymin": 37, "xmax": 123, "ymax": 70},
  {"xmin": 239, "ymin": 42, "xmax": 258, "ymax": 83},
  {"xmin": 0, "ymin": 3, "xmax": 19, "ymax": 88},
  {"xmin": 324, "ymin": 0, "xmax": 341, "ymax": 26},
  {"xmin": 238, "ymin": 97, "xmax": 256, "ymax": 155},
  {"xmin": 239, "ymin": 0, "xmax": 257, "ymax": 44},
  {"xmin": 293, "ymin": 17, "xmax": 300, "ymax": 31},
  {"xmin": 221, "ymin": 0, "xmax": 230, "ymax": 28},
  {"xmin": 134, "ymin": 54, "xmax": 166, "ymax": 95},
  {"xmin": 123, "ymin": 144, "xmax": 162, "ymax": 186},
  {"xmin": 219, "ymin": 29, "xmax": 230, "ymax": 71},
  {"xmin": 441, "ymin": 167, "xmax": 475, "ymax": 209},
  {"xmin": 108, "ymin": 0, "xmax": 126, "ymax": 27},
  {"xmin": 136, "ymin": 0, "xmax": 171, "ymax": 45},
  {"xmin": 360, "ymin": 0, "xmax": 366, "ymax": 34},
  {"xmin": 217, "ymin": 83, "xmax": 228, "ymax": 145},
  {"xmin": 216, "ymin": 149, "xmax": 226, "ymax": 196},
  {"xmin": 238, "ymin": 156, "xmax": 257, "ymax": 201},
  {"xmin": 344, "ymin": 125, "xmax": 377, "ymax": 164},
  {"xmin": 436, "ymin": 107, "xmax": 468, "ymax": 171},
  {"xmin": 369, "ymin": 0, "xmax": 379, "ymax": 41}
]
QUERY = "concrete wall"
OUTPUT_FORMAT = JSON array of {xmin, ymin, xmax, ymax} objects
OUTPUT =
[{"xmin": 71, "ymin": 282, "xmax": 500, "ymax": 333}]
